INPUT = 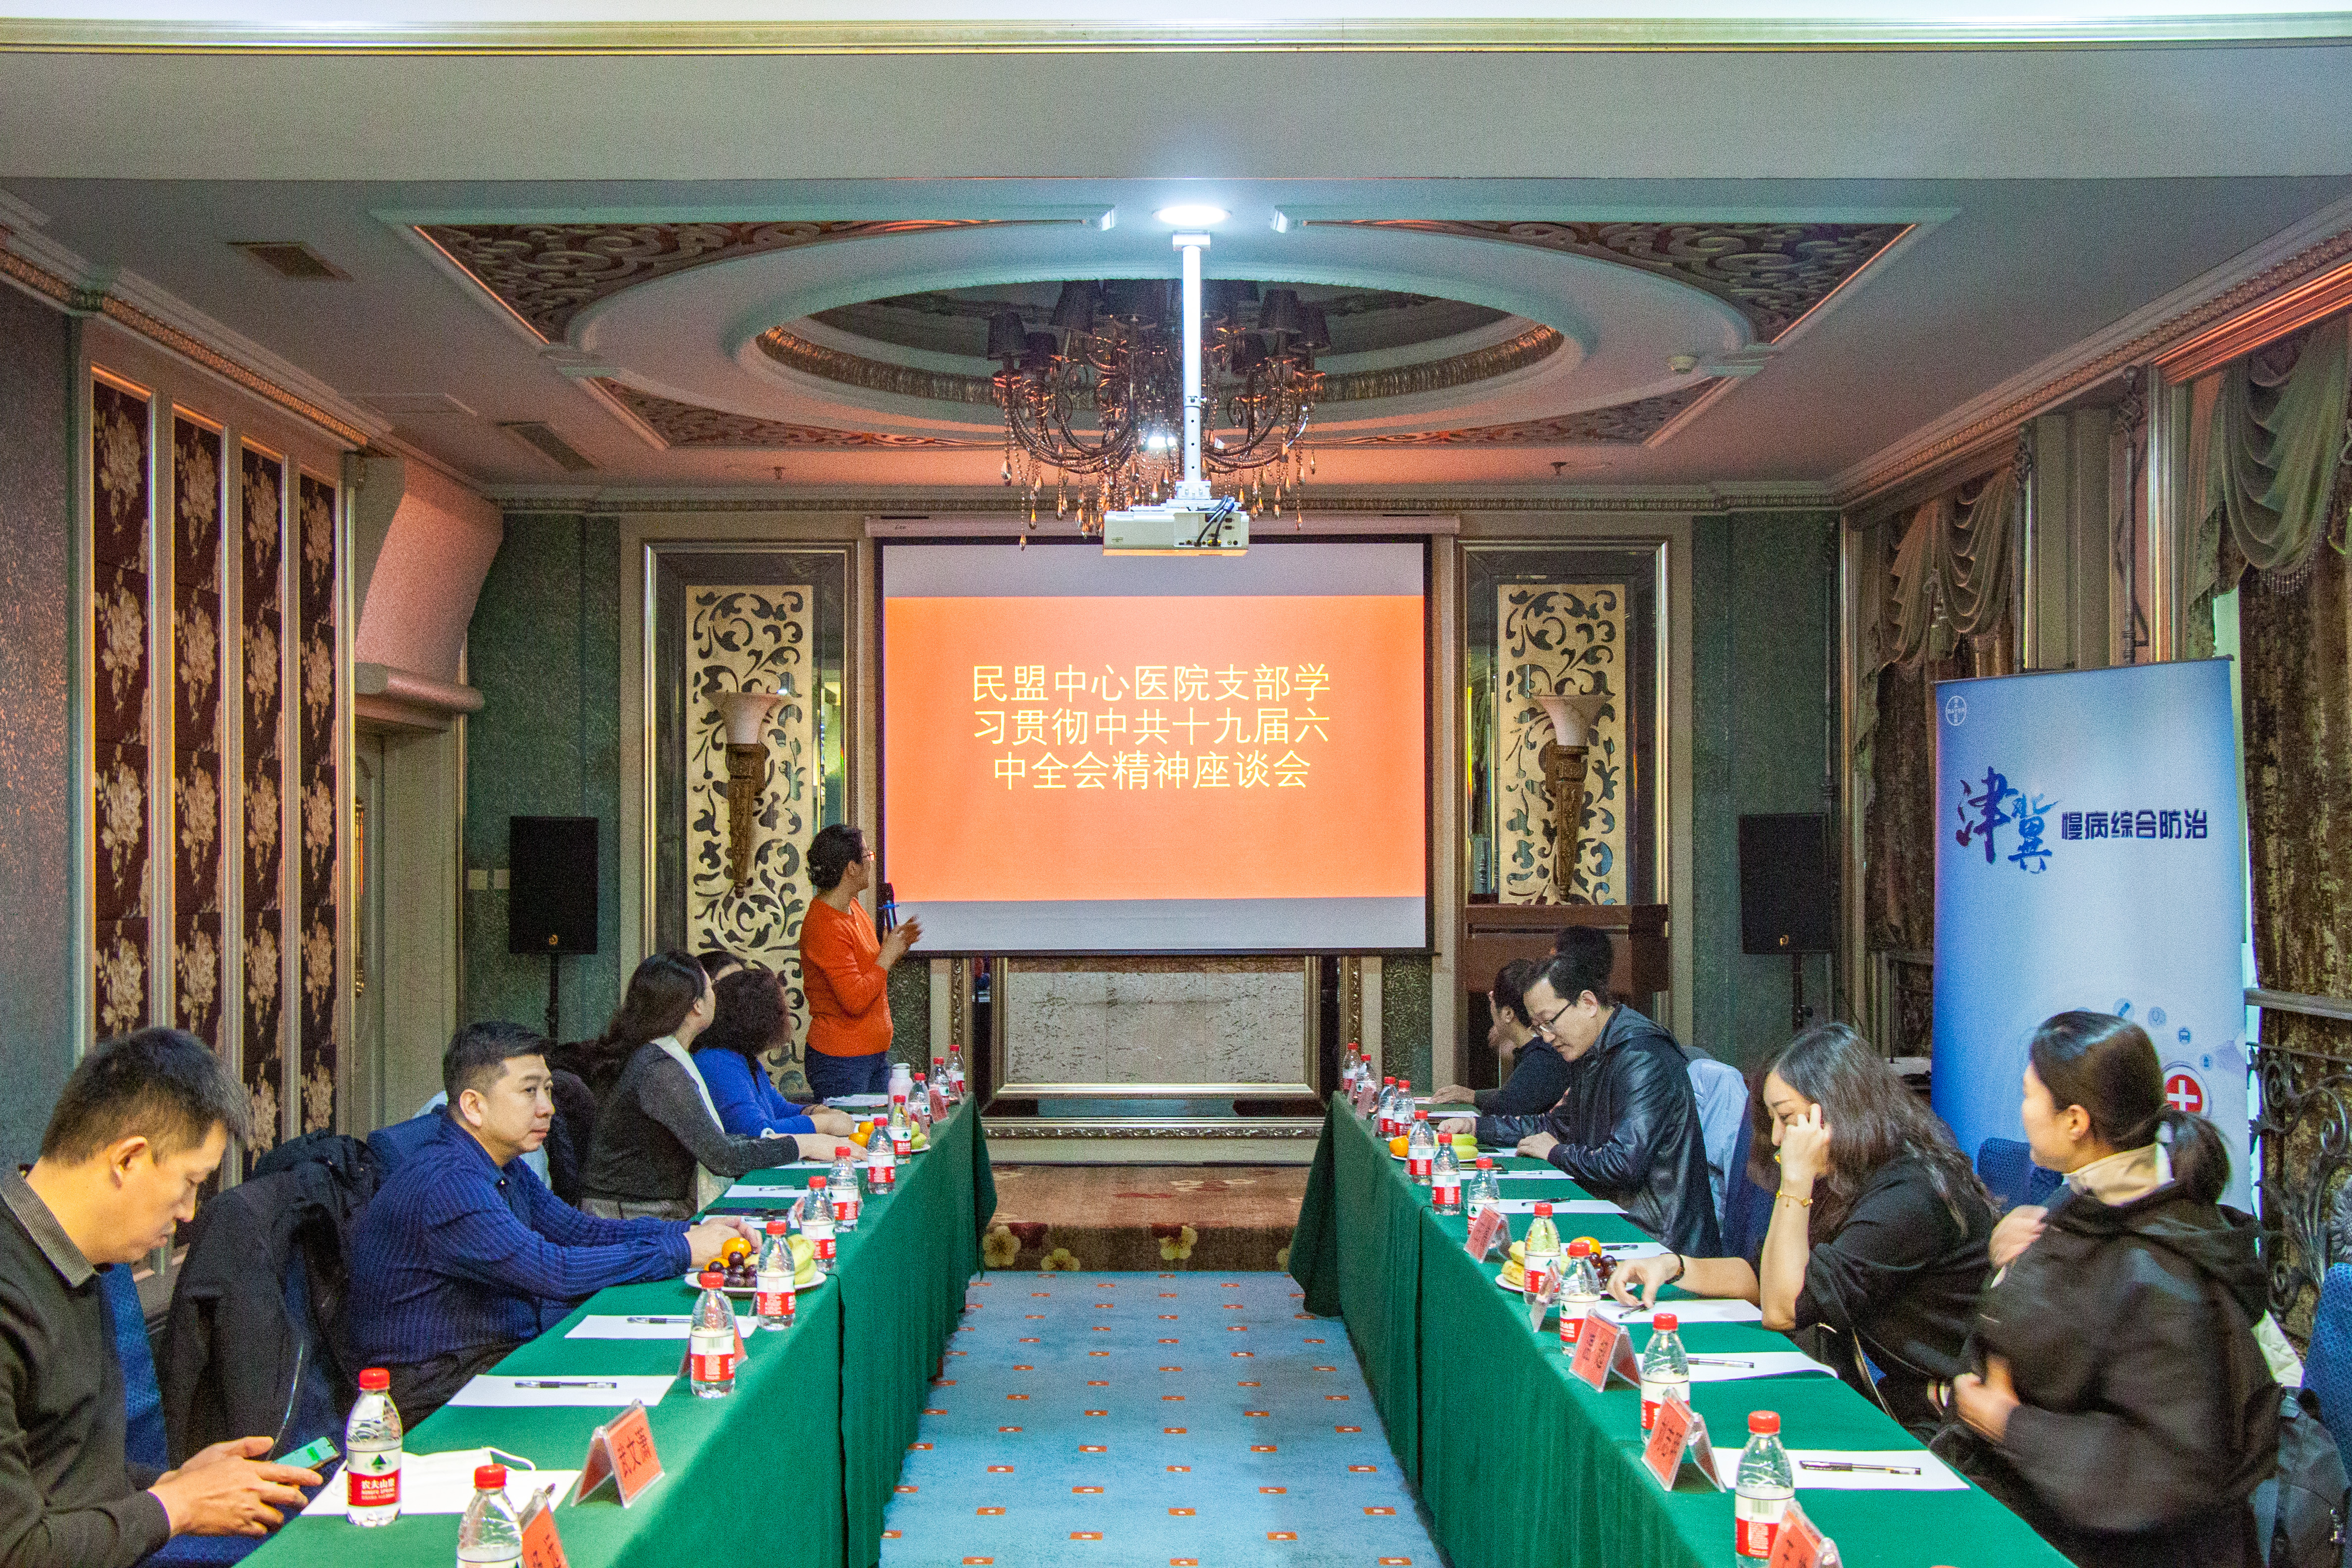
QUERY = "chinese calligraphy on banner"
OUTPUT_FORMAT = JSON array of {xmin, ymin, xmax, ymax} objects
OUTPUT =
[{"xmin": 1933, "ymin": 661, "xmax": 2250, "ymax": 1208}]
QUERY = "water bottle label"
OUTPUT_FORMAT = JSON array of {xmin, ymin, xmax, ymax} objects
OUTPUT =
[
  {"xmin": 1522, "ymin": 1259, "xmax": 1552, "ymax": 1300},
  {"xmin": 755, "ymin": 1279, "xmax": 796, "ymax": 1324},
  {"xmin": 1639, "ymin": 1376, "xmax": 1687, "ymax": 1431},
  {"xmin": 690, "ymin": 1331, "xmax": 737, "ymax": 1385},
  {"xmin": 1559, "ymin": 1296, "xmax": 1599, "ymax": 1345},
  {"xmin": 346, "ymin": 1450, "xmax": 399, "ymax": 1510},
  {"xmin": 833, "ymin": 1196, "xmax": 855, "ymax": 1224},
  {"xmin": 1433, "ymin": 1176, "xmax": 1459, "ymax": 1208},
  {"xmin": 1735, "ymin": 1492, "xmax": 1787, "ymax": 1558},
  {"xmin": 814, "ymin": 1234, "xmax": 835, "ymax": 1262},
  {"xmin": 1408, "ymin": 1155, "xmax": 1430, "ymax": 1179}
]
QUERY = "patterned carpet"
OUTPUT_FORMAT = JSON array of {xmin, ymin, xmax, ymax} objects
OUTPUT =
[
  {"xmin": 881, "ymin": 1272, "xmax": 1438, "ymax": 1567},
  {"xmin": 982, "ymin": 1166, "xmax": 1309, "ymax": 1273}
]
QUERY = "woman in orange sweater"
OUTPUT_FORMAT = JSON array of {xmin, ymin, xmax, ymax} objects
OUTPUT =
[{"xmin": 798, "ymin": 824, "xmax": 922, "ymax": 1101}]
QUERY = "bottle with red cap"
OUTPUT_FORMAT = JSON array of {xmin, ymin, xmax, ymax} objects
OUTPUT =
[
  {"xmin": 801, "ymin": 1179, "xmax": 835, "ymax": 1272},
  {"xmin": 829, "ymin": 1143, "xmax": 863, "ymax": 1230},
  {"xmin": 1556, "ymin": 1239, "xmax": 1603, "ymax": 1347},
  {"xmin": 1638, "ymin": 1312, "xmax": 1690, "ymax": 1431},
  {"xmin": 1405, "ymin": 1110, "xmax": 1435, "ymax": 1184},
  {"xmin": 1521, "ymin": 1202, "xmax": 1562, "ymax": 1302},
  {"xmin": 688, "ymin": 1271, "xmax": 738, "ymax": 1398},
  {"xmin": 456, "ymin": 1463, "xmax": 522, "ymax": 1566},
  {"xmin": 1430, "ymin": 1139, "xmax": 1462, "ymax": 1214},
  {"xmin": 1464, "ymin": 1154, "xmax": 1500, "ymax": 1213},
  {"xmin": 755, "ymin": 1219, "xmax": 797, "ymax": 1331},
  {"xmin": 1734, "ymin": 1409, "xmax": 1795, "ymax": 1558},
  {"xmin": 343, "ymin": 1366, "xmax": 401, "ymax": 1526}
]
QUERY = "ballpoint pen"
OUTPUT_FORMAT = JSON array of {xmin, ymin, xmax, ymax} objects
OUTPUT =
[
  {"xmin": 1687, "ymin": 1356, "xmax": 1754, "ymax": 1368},
  {"xmin": 625, "ymin": 1316, "xmax": 690, "ymax": 1324},
  {"xmin": 1798, "ymin": 1460, "xmax": 1920, "ymax": 1474},
  {"xmin": 516, "ymin": 1379, "xmax": 620, "ymax": 1389}
]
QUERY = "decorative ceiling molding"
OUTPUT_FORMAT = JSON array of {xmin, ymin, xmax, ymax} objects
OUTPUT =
[
  {"xmin": 414, "ymin": 219, "xmax": 1076, "ymax": 342},
  {"xmin": 9, "ymin": 15, "xmax": 2352, "ymax": 52},
  {"xmin": 754, "ymin": 321, "xmax": 1565, "ymax": 408},
  {"xmin": 589, "ymin": 378, "xmax": 992, "ymax": 450},
  {"xmin": 1834, "ymin": 217, "xmax": 2352, "ymax": 510},
  {"xmin": 1317, "ymin": 384, "xmax": 1713, "ymax": 447},
  {"xmin": 1304, "ymin": 220, "xmax": 1910, "ymax": 344},
  {"xmin": 0, "ymin": 226, "xmax": 371, "ymax": 447},
  {"xmin": 2156, "ymin": 257, "xmax": 2352, "ymax": 381},
  {"xmin": 491, "ymin": 487, "xmax": 1834, "ymax": 517}
]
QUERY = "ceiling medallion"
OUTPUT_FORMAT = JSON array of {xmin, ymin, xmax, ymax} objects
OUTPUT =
[{"xmin": 982, "ymin": 258, "xmax": 1323, "ymax": 532}]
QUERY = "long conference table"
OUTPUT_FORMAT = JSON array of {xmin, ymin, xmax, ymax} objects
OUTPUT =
[
  {"xmin": 248, "ymin": 1102, "xmax": 994, "ymax": 1568},
  {"xmin": 1289, "ymin": 1101, "xmax": 2074, "ymax": 1568}
]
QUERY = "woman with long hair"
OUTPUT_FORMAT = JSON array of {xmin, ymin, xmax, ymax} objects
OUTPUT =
[
  {"xmin": 693, "ymin": 967, "xmax": 856, "ymax": 1142},
  {"xmin": 1947, "ymin": 1011, "xmax": 2277, "ymax": 1568},
  {"xmin": 578, "ymin": 950, "xmax": 813, "ymax": 1218},
  {"xmin": 1609, "ymin": 1022, "xmax": 1995, "ymax": 1427}
]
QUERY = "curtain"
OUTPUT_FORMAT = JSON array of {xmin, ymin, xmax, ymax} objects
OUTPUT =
[
  {"xmin": 2208, "ymin": 313, "xmax": 2352, "ymax": 575},
  {"xmin": 1884, "ymin": 464, "xmax": 2020, "ymax": 672}
]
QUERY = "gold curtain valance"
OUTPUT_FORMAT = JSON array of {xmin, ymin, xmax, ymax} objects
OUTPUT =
[
  {"xmin": 1883, "ymin": 463, "xmax": 2021, "ymax": 672},
  {"xmin": 2205, "ymin": 312, "xmax": 2352, "ymax": 578}
]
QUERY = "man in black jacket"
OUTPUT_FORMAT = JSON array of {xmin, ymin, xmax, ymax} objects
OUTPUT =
[
  {"xmin": 1443, "ymin": 932, "xmax": 1720, "ymax": 1256},
  {"xmin": 1, "ymin": 1029, "xmax": 321, "ymax": 1568}
]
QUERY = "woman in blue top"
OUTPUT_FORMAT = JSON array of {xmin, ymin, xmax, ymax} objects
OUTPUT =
[{"xmin": 694, "ymin": 967, "xmax": 857, "ymax": 1142}]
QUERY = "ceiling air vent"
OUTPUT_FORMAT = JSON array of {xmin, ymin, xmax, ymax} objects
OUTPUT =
[
  {"xmin": 499, "ymin": 421, "xmax": 597, "ymax": 473},
  {"xmin": 230, "ymin": 241, "xmax": 350, "ymax": 281}
]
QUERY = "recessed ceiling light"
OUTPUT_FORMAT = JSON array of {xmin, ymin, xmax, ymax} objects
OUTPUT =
[{"xmin": 1155, "ymin": 204, "xmax": 1228, "ymax": 228}]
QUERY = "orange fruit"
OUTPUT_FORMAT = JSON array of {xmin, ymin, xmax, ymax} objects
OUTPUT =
[
  {"xmin": 718, "ymin": 1235, "xmax": 753, "ymax": 1269},
  {"xmin": 1388, "ymin": 1135, "xmax": 1410, "ymax": 1157}
]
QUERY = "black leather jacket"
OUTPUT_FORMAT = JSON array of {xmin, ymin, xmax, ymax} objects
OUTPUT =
[
  {"xmin": 1476, "ymin": 1006, "xmax": 1721, "ymax": 1256},
  {"xmin": 1967, "ymin": 1182, "xmax": 2278, "ymax": 1568}
]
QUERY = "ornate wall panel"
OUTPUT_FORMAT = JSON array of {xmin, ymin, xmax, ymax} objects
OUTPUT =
[
  {"xmin": 295, "ymin": 473, "xmax": 339, "ymax": 1134},
  {"xmin": 239, "ymin": 445, "xmax": 286, "ymax": 1159},
  {"xmin": 90, "ymin": 373, "xmax": 152, "ymax": 1036},
  {"xmin": 172, "ymin": 415, "xmax": 226, "ymax": 1047},
  {"xmin": 1495, "ymin": 584, "xmax": 1630, "ymax": 904},
  {"xmin": 684, "ymin": 585, "xmax": 818, "ymax": 1096},
  {"xmin": 999, "ymin": 958, "xmax": 1315, "ymax": 1096}
]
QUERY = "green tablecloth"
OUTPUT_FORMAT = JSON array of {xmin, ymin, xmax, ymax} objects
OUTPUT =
[
  {"xmin": 248, "ymin": 1104, "xmax": 994, "ymax": 1568},
  {"xmin": 1293, "ymin": 1103, "xmax": 2072, "ymax": 1568}
]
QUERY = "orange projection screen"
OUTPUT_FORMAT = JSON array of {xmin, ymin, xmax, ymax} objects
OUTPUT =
[{"xmin": 881, "ymin": 540, "xmax": 1428, "ymax": 951}]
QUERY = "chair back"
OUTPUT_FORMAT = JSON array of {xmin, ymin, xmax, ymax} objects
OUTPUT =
[
  {"xmin": 1974, "ymin": 1135, "xmax": 2062, "ymax": 1211},
  {"xmin": 99, "ymin": 1264, "xmax": 168, "ymax": 1473},
  {"xmin": 2306, "ymin": 1263, "xmax": 2352, "ymax": 1451},
  {"xmin": 1684, "ymin": 1054, "xmax": 1749, "ymax": 1225}
]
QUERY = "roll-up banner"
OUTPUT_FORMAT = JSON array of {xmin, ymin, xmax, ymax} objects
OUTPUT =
[{"xmin": 1932, "ymin": 660, "xmax": 2250, "ymax": 1209}]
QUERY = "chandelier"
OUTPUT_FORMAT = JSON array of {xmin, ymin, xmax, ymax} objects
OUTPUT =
[{"xmin": 987, "ymin": 253, "xmax": 1326, "ymax": 535}]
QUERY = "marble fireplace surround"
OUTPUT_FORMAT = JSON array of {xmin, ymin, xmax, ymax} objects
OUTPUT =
[{"xmin": 998, "ymin": 956, "xmax": 1318, "ymax": 1099}]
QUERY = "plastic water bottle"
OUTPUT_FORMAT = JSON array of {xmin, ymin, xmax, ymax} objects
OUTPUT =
[
  {"xmin": 455, "ymin": 1463, "xmax": 522, "ymax": 1566},
  {"xmin": 947, "ymin": 1047, "xmax": 967, "ymax": 1101},
  {"xmin": 1430, "ymin": 1140, "xmax": 1462, "ymax": 1214},
  {"xmin": 756, "ymin": 1220, "xmax": 797, "ymax": 1332},
  {"xmin": 1465, "ymin": 1155, "xmax": 1500, "ymax": 1213},
  {"xmin": 888, "ymin": 1096, "xmax": 913, "ymax": 1160},
  {"xmin": 1638, "ymin": 1312, "xmax": 1690, "ymax": 1431},
  {"xmin": 343, "ymin": 1367, "xmax": 402, "ymax": 1526},
  {"xmin": 1556, "ymin": 1239, "xmax": 1603, "ymax": 1347},
  {"xmin": 829, "ymin": 1144, "xmax": 862, "ymax": 1230},
  {"xmin": 888, "ymin": 1060, "xmax": 914, "ymax": 1114},
  {"xmin": 1383, "ymin": 1078, "xmax": 1408, "ymax": 1137},
  {"xmin": 1734, "ymin": 1410, "xmax": 1795, "ymax": 1559},
  {"xmin": 1406, "ymin": 1111, "xmax": 1435, "ymax": 1185},
  {"xmin": 801, "ymin": 1182, "xmax": 835, "ymax": 1272},
  {"xmin": 912, "ymin": 1073, "xmax": 935, "ymax": 1132},
  {"xmin": 1521, "ymin": 1202, "xmax": 1562, "ymax": 1302},
  {"xmin": 869, "ymin": 1124, "xmax": 898, "ymax": 1192},
  {"xmin": 688, "ymin": 1272, "xmax": 738, "ymax": 1398}
]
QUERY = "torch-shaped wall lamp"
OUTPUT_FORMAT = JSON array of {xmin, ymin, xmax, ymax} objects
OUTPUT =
[
  {"xmin": 1534, "ymin": 692, "xmax": 1606, "ymax": 903},
  {"xmin": 712, "ymin": 682, "xmax": 790, "ymax": 887}
]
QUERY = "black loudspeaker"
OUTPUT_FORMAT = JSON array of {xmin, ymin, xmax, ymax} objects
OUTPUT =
[
  {"xmin": 509, "ymin": 816, "xmax": 599, "ymax": 956},
  {"xmin": 1738, "ymin": 813, "xmax": 1833, "ymax": 956}
]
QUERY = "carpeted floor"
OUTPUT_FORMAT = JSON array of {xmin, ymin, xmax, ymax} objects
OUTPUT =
[
  {"xmin": 881, "ymin": 1272, "xmax": 1438, "ymax": 1567},
  {"xmin": 983, "ymin": 1166, "xmax": 1309, "ymax": 1272}
]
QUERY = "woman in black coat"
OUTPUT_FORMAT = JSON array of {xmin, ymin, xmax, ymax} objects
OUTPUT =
[{"xmin": 1950, "ymin": 1011, "xmax": 2278, "ymax": 1568}]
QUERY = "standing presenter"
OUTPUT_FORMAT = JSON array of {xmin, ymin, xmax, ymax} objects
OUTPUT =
[{"xmin": 798, "ymin": 824, "xmax": 922, "ymax": 1101}]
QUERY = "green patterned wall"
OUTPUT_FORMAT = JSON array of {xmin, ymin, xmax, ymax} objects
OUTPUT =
[
  {"xmin": 462, "ymin": 514, "xmax": 624, "ymax": 1042},
  {"xmin": 1689, "ymin": 511, "xmax": 1838, "ymax": 1071},
  {"xmin": 1383, "ymin": 954, "xmax": 1433, "ymax": 1091}
]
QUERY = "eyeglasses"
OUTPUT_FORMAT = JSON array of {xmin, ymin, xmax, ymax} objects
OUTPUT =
[{"xmin": 1532, "ymin": 999, "xmax": 1574, "ymax": 1039}]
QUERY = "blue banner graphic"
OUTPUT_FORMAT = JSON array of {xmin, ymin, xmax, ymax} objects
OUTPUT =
[{"xmin": 1932, "ymin": 660, "xmax": 2249, "ymax": 1208}]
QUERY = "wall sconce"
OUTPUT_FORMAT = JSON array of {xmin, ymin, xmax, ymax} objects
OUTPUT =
[
  {"xmin": 1534, "ymin": 692, "xmax": 1605, "ymax": 903},
  {"xmin": 712, "ymin": 682, "xmax": 791, "ymax": 887}
]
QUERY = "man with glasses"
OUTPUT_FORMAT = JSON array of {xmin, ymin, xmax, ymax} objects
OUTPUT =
[{"xmin": 1440, "ymin": 930, "xmax": 1720, "ymax": 1255}]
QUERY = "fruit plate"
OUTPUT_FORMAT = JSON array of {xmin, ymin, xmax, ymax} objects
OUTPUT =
[
  {"xmin": 1494, "ymin": 1271, "xmax": 1529, "ymax": 1292},
  {"xmin": 683, "ymin": 1271, "xmax": 830, "ymax": 1298}
]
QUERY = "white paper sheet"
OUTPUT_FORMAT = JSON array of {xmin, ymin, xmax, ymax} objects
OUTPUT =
[
  {"xmin": 447, "ymin": 1374, "xmax": 678, "ymax": 1409},
  {"xmin": 1712, "ymin": 1448, "xmax": 1968, "ymax": 1491},
  {"xmin": 1494, "ymin": 1171, "xmax": 1579, "ymax": 1181},
  {"xmin": 1494, "ymin": 1197, "xmax": 1626, "ymax": 1215},
  {"xmin": 1681, "ymin": 1350, "xmax": 1839, "ymax": 1383},
  {"xmin": 566, "ymin": 1313, "xmax": 755, "ymax": 1340},
  {"xmin": 1600, "ymin": 1298, "xmax": 1767, "ymax": 1325},
  {"xmin": 827, "ymin": 1094, "xmax": 891, "ymax": 1108},
  {"xmin": 725, "ymin": 1169, "xmax": 830, "ymax": 1195},
  {"xmin": 302, "ymin": 1450, "xmax": 584, "ymax": 1517}
]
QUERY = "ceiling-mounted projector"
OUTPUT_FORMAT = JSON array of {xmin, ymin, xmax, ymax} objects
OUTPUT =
[{"xmin": 1102, "ymin": 497, "xmax": 1249, "ymax": 556}]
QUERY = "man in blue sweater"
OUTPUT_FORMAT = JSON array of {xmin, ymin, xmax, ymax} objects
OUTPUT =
[{"xmin": 349, "ymin": 1021, "xmax": 754, "ymax": 1419}]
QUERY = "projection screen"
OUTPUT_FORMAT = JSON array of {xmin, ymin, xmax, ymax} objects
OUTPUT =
[{"xmin": 880, "ymin": 539, "xmax": 1428, "ymax": 952}]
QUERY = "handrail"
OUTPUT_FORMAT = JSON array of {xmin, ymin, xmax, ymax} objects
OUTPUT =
[{"xmin": 2249, "ymin": 988, "xmax": 2352, "ymax": 1024}]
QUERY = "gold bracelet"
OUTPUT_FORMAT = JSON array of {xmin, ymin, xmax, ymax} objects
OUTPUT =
[{"xmin": 1777, "ymin": 1189, "xmax": 1813, "ymax": 1207}]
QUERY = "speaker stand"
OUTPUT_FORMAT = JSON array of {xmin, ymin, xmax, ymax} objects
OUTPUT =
[{"xmin": 545, "ymin": 953, "xmax": 563, "ymax": 1044}]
